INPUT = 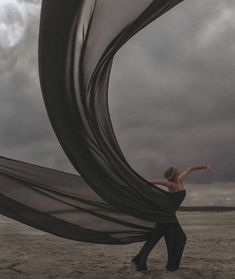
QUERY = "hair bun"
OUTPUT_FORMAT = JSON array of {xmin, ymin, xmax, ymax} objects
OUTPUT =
[{"xmin": 163, "ymin": 166, "xmax": 177, "ymax": 180}]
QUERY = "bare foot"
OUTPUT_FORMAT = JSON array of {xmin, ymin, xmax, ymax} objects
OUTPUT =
[
  {"xmin": 131, "ymin": 259, "xmax": 148, "ymax": 272},
  {"xmin": 131, "ymin": 259, "xmax": 138, "ymax": 271}
]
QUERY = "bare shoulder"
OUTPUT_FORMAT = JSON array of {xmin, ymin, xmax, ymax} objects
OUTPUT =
[
  {"xmin": 178, "ymin": 178, "xmax": 184, "ymax": 184},
  {"xmin": 167, "ymin": 181, "xmax": 178, "ymax": 190},
  {"xmin": 151, "ymin": 180, "xmax": 175, "ymax": 189},
  {"xmin": 170, "ymin": 180, "xmax": 185, "ymax": 191}
]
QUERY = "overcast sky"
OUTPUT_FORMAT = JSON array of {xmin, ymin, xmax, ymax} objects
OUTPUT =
[{"xmin": 0, "ymin": 0, "xmax": 234, "ymax": 206}]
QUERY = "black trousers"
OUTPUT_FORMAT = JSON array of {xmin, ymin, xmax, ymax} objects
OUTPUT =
[{"xmin": 132, "ymin": 221, "xmax": 187, "ymax": 270}]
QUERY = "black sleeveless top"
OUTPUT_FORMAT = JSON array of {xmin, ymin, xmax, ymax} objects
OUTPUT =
[
  {"xmin": 154, "ymin": 189, "xmax": 186, "ymax": 223},
  {"xmin": 170, "ymin": 189, "xmax": 186, "ymax": 212}
]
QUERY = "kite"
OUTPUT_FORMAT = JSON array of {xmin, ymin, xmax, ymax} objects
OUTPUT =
[{"xmin": 0, "ymin": 0, "xmax": 184, "ymax": 245}]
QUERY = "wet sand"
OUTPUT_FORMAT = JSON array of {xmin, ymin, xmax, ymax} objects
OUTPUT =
[{"xmin": 0, "ymin": 211, "xmax": 234, "ymax": 279}]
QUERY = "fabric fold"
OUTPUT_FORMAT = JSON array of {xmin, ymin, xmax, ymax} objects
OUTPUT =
[{"xmin": 0, "ymin": 0, "xmax": 184, "ymax": 244}]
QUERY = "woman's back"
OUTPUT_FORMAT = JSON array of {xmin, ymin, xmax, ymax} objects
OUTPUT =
[{"xmin": 168, "ymin": 179, "xmax": 185, "ymax": 193}]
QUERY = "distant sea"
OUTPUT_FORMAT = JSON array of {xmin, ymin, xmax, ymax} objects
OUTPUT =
[{"xmin": 166, "ymin": 182, "xmax": 235, "ymax": 207}]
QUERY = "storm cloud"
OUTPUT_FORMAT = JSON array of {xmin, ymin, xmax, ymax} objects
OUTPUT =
[
  {"xmin": 0, "ymin": 0, "xmax": 234, "ymax": 205},
  {"xmin": 109, "ymin": 0, "xmax": 235, "ymax": 184}
]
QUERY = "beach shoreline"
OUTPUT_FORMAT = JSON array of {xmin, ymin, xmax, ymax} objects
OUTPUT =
[{"xmin": 0, "ymin": 211, "xmax": 234, "ymax": 279}]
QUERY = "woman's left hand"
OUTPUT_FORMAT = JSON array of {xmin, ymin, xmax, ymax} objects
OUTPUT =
[{"xmin": 206, "ymin": 165, "xmax": 213, "ymax": 175}]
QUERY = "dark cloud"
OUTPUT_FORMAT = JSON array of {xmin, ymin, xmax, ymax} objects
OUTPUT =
[
  {"xmin": 0, "ymin": 0, "xmax": 75, "ymax": 173},
  {"xmin": 0, "ymin": 0, "xmax": 234, "ymax": 206},
  {"xmin": 109, "ymin": 0, "xmax": 235, "ymax": 184}
]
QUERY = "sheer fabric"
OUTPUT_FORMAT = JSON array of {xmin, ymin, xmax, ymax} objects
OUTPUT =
[{"xmin": 0, "ymin": 0, "xmax": 184, "ymax": 244}]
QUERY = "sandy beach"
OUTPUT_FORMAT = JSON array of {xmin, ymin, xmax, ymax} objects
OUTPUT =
[{"xmin": 0, "ymin": 211, "xmax": 234, "ymax": 279}]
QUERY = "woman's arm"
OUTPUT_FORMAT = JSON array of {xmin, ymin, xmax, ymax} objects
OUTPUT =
[
  {"xmin": 148, "ymin": 179, "xmax": 174, "ymax": 189},
  {"xmin": 178, "ymin": 165, "xmax": 213, "ymax": 181}
]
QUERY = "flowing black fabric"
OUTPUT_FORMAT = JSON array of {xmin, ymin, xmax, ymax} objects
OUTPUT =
[{"xmin": 0, "ymin": 0, "xmax": 184, "ymax": 244}]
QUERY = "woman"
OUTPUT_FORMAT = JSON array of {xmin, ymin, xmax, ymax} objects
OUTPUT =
[{"xmin": 131, "ymin": 164, "xmax": 213, "ymax": 272}]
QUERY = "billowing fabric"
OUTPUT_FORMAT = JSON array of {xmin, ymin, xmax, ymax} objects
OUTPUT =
[{"xmin": 0, "ymin": 0, "xmax": 184, "ymax": 244}]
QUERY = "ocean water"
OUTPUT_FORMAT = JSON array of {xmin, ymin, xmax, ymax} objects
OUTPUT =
[
  {"xmin": 177, "ymin": 211, "xmax": 235, "ymax": 226},
  {"xmin": 158, "ymin": 182, "xmax": 235, "ymax": 207}
]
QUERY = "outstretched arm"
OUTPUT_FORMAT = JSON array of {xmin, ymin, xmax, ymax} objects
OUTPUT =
[
  {"xmin": 178, "ymin": 165, "xmax": 213, "ymax": 181},
  {"xmin": 148, "ymin": 179, "xmax": 174, "ymax": 189}
]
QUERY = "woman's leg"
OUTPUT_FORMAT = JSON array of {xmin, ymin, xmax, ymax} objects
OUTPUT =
[
  {"xmin": 132, "ymin": 223, "xmax": 164, "ymax": 270},
  {"xmin": 161, "ymin": 221, "xmax": 187, "ymax": 271},
  {"xmin": 171, "ymin": 222, "xmax": 187, "ymax": 269}
]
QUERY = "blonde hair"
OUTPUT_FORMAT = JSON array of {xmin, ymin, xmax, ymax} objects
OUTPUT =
[{"xmin": 163, "ymin": 165, "xmax": 177, "ymax": 180}]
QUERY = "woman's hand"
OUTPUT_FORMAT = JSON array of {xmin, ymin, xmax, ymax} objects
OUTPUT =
[{"xmin": 205, "ymin": 165, "xmax": 213, "ymax": 175}]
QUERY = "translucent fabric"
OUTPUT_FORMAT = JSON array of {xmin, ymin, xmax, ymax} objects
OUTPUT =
[{"xmin": 0, "ymin": 0, "xmax": 184, "ymax": 244}]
